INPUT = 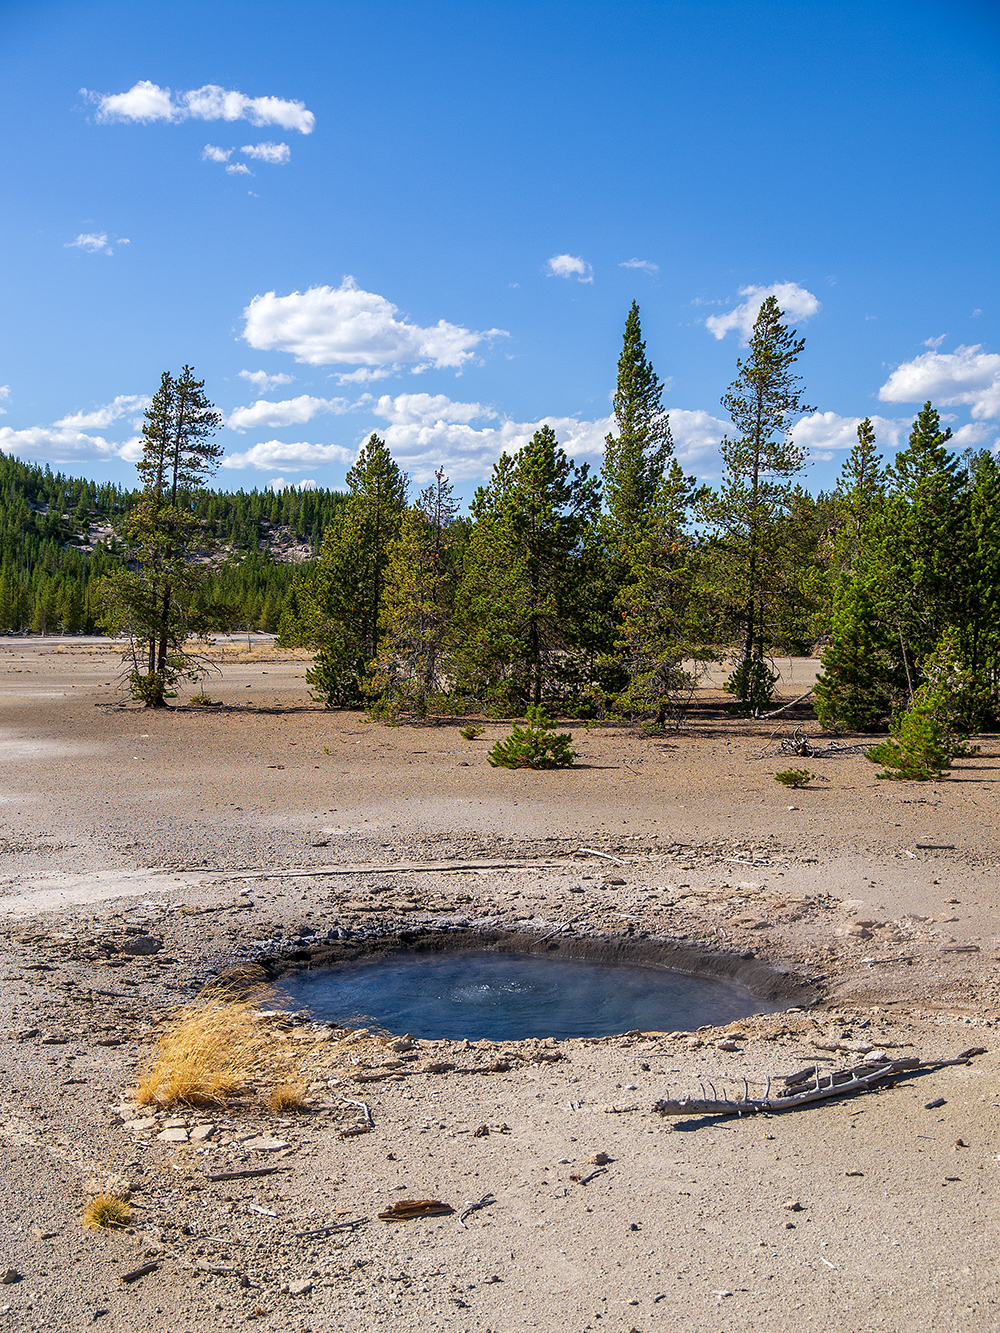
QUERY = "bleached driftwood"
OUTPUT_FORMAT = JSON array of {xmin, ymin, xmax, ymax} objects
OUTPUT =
[{"xmin": 652, "ymin": 1048, "xmax": 985, "ymax": 1118}]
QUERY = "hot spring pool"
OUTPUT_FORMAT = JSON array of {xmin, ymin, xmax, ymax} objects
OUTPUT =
[{"xmin": 279, "ymin": 949, "xmax": 782, "ymax": 1041}]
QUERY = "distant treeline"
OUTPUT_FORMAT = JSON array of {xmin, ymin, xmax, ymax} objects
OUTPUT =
[{"xmin": 0, "ymin": 451, "xmax": 345, "ymax": 634}]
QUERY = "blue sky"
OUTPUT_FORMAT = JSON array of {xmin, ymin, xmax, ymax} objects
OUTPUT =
[{"xmin": 1, "ymin": 0, "xmax": 998, "ymax": 500}]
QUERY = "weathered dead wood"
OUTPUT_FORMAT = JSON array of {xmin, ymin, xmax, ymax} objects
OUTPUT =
[
  {"xmin": 217, "ymin": 860, "xmax": 571, "ymax": 880},
  {"xmin": 121, "ymin": 1261, "xmax": 160, "ymax": 1283},
  {"xmin": 652, "ymin": 1048, "xmax": 986, "ymax": 1119},
  {"xmin": 457, "ymin": 1193, "xmax": 496, "ymax": 1227},
  {"xmin": 206, "ymin": 1166, "xmax": 292, "ymax": 1182}
]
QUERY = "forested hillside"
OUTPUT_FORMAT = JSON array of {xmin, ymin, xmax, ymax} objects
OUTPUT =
[{"xmin": 0, "ymin": 451, "xmax": 345, "ymax": 633}]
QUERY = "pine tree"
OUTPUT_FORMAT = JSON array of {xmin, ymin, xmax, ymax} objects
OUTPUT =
[
  {"xmin": 454, "ymin": 426, "xmax": 600, "ymax": 709},
  {"xmin": 832, "ymin": 417, "xmax": 885, "ymax": 569},
  {"xmin": 301, "ymin": 434, "xmax": 407, "ymax": 707},
  {"xmin": 96, "ymin": 367, "xmax": 222, "ymax": 706},
  {"xmin": 602, "ymin": 302, "xmax": 673, "ymax": 542},
  {"xmin": 367, "ymin": 469, "xmax": 463, "ymax": 718},
  {"xmin": 701, "ymin": 296, "xmax": 814, "ymax": 711}
]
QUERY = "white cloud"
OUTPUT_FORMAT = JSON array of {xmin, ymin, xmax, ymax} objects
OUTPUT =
[
  {"xmin": 546, "ymin": 254, "xmax": 593, "ymax": 283},
  {"xmin": 878, "ymin": 344, "xmax": 1000, "ymax": 420},
  {"xmin": 226, "ymin": 394, "xmax": 353, "ymax": 432},
  {"xmin": 202, "ymin": 144, "xmax": 232, "ymax": 162},
  {"xmin": 372, "ymin": 393, "xmax": 494, "ymax": 427},
  {"xmin": 221, "ymin": 440, "xmax": 355, "ymax": 471},
  {"xmin": 65, "ymin": 232, "xmax": 113, "ymax": 255},
  {"xmin": 923, "ymin": 334, "xmax": 947, "ymax": 349},
  {"xmin": 240, "ymin": 141, "xmax": 290, "ymax": 164},
  {"xmin": 242, "ymin": 277, "xmax": 507, "ymax": 371},
  {"xmin": 88, "ymin": 81, "xmax": 315, "ymax": 133},
  {"xmin": 226, "ymin": 162, "xmax": 252, "ymax": 176},
  {"xmin": 705, "ymin": 282, "xmax": 821, "ymax": 341},
  {"xmin": 0, "ymin": 385, "xmax": 9, "ymax": 415},
  {"xmin": 239, "ymin": 369, "xmax": 294, "ymax": 393},
  {"xmin": 620, "ymin": 258, "xmax": 659, "ymax": 274},
  {"xmin": 0, "ymin": 425, "xmax": 125, "ymax": 463},
  {"xmin": 267, "ymin": 476, "xmax": 317, "ymax": 492},
  {"xmin": 54, "ymin": 394, "xmax": 151, "ymax": 430},
  {"xmin": 790, "ymin": 411, "xmax": 911, "ymax": 455}
]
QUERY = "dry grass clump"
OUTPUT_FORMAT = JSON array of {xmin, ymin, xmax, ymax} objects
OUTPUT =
[
  {"xmin": 136, "ymin": 991, "xmax": 289, "ymax": 1109},
  {"xmin": 267, "ymin": 1078, "xmax": 308, "ymax": 1113},
  {"xmin": 82, "ymin": 1193, "xmax": 132, "ymax": 1230}
]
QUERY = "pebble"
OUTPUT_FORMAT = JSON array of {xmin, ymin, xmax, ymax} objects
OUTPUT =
[
  {"xmin": 243, "ymin": 1136, "xmax": 291, "ymax": 1152},
  {"xmin": 190, "ymin": 1123, "xmax": 215, "ymax": 1141},
  {"xmin": 782, "ymin": 1199, "xmax": 804, "ymax": 1212},
  {"xmin": 119, "ymin": 936, "xmax": 162, "ymax": 956},
  {"xmin": 587, "ymin": 1152, "xmax": 611, "ymax": 1166},
  {"xmin": 288, "ymin": 1280, "xmax": 313, "ymax": 1297},
  {"xmin": 126, "ymin": 1118, "xmax": 158, "ymax": 1133},
  {"xmin": 0, "ymin": 1271, "xmax": 20, "ymax": 1285},
  {"xmin": 156, "ymin": 1128, "xmax": 190, "ymax": 1143}
]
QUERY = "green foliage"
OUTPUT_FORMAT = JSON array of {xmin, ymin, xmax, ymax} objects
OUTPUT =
[
  {"xmin": 775, "ymin": 768, "xmax": 812, "ymax": 788},
  {"xmin": 722, "ymin": 655, "xmax": 779, "ymax": 715},
  {"xmin": 459, "ymin": 724, "xmax": 484, "ymax": 740},
  {"xmin": 702, "ymin": 295, "xmax": 814, "ymax": 706},
  {"xmin": 453, "ymin": 426, "xmax": 600, "ymax": 709},
  {"xmin": 366, "ymin": 469, "xmax": 463, "ymax": 719},
  {"xmin": 815, "ymin": 572, "xmax": 907, "ymax": 731},
  {"xmin": 298, "ymin": 434, "xmax": 407, "ymax": 708},
  {"xmin": 487, "ymin": 706, "xmax": 576, "ymax": 769},
  {"xmin": 866, "ymin": 629, "xmax": 981, "ymax": 780}
]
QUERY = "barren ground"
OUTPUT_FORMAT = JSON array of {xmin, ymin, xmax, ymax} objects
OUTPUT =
[{"xmin": 1, "ymin": 639, "xmax": 998, "ymax": 1333}]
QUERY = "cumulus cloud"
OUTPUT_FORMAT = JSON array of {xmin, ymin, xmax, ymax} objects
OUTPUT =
[
  {"xmin": 238, "ymin": 369, "xmax": 294, "ymax": 393},
  {"xmin": 202, "ymin": 144, "xmax": 232, "ymax": 162},
  {"xmin": 54, "ymin": 394, "xmax": 151, "ymax": 429},
  {"xmin": 226, "ymin": 162, "xmax": 252, "ymax": 176},
  {"xmin": 226, "ymin": 394, "xmax": 353, "ymax": 432},
  {"xmin": 87, "ymin": 81, "xmax": 315, "ymax": 133},
  {"xmin": 0, "ymin": 385, "xmax": 9, "ymax": 415},
  {"xmin": 240, "ymin": 141, "xmax": 290, "ymax": 164},
  {"xmin": 242, "ymin": 277, "xmax": 507, "ymax": 372},
  {"xmin": 221, "ymin": 440, "xmax": 355, "ymax": 471},
  {"xmin": 546, "ymin": 254, "xmax": 593, "ymax": 283},
  {"xmin": 0, "ymin": 425, "xmax": 127, "ymax": 464},
  {"xmin": 706, "ymin": 282, "xmax": 821, "ymax": 341},
  {"xmin": 65, "ymin": 232, "xmax": 113, "ymax": 255},
  {"xmin": 878, "ymin": 344, "xmax": 1000, "ymax": 420},
  {"xmin": 267, "ymin": 476, "xmax": 317, "ymax": 492},
  {"xmin": 620, "ymin": 258, "xmax": 659, "ymax": 274},
  {"xmin": 790, "ymin": 411, "xmax": 912, "ymax": 456}
]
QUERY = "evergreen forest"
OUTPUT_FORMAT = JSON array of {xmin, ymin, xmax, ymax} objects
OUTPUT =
[{"xmin": 6, "ymin": 297, "xmax": 1000, "ymax": 745}]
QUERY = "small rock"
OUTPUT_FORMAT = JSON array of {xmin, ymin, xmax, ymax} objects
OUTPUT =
[
  {"xmin": 156, "ymin": 1128, "xmax": 189, "ymax": 1143},
  {"xmin": 39, "ymin": 1033, "xmax": 68, "ymax": 1045},
  {"xmin": 119, "ymin": 936, "xmax": 163, "ymax": 956},
  {"xmin": 715, "ymin": 1039, "xmax": 739, "ymax": 1051},
  {"xmin": 243, "ymin": 1136, "xmax": 291, "ymax": 1152},
  {"xmin": 163, "ymin": 1117, "xmax": 188, "ymax": 1129},
  {"xmin": 126, "ymin": 1118, "xmax": 158, "ymax": 1133},
  {"xmin": 587, "ymin": 1152, "xmax": 611, "ymax": 1166},
  {"xmin": 14, "ymin": 1028, "xmax": 39, "ymax": 1041},
  {"xmin": 190, "ymin": 1124, "xmax": 215, "ymax": 1142},
  {"xmin": 782, "ymin": 1198, "xmax": 804, "ymax": 1212},
  {"xmin": 288, "ymin": 1280, "xmax": 313, "ymax": 1297},
  {"xmin": 0, "ymin": 1270, "xmax": 21, "ymax": 1284},
  {"xmin": 32, "ymin": 1227, "xmax": 57, "ymax": 1240},
  {"xmin": 603, "ymin": 877, "xmax": 626, "ymax": 886}
]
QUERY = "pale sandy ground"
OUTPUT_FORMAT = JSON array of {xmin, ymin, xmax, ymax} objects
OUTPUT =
[{"xmin": 0, "ymin": 640, "xmax": 998, "ymax": 1333}]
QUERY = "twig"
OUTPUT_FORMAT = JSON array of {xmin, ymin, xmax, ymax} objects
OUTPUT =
[
  {"xmin": 574, "ymin": 1167, "xmax": 608, "ymax": 1186},
  {"xmin": 536, "ymin": 913, "xmax": 586, "ymax": 943},
  {"xmin": 572, "ymin": 848, "xmax": 626, "ymax": 865},
  {"xmin": 218, "ymin": 860, "xmax": 571, "ymax": 880},
  {"xmin": 341, "ymin": 1098, "xmax": 374, "ymax": 1128},
  {"xmin": 121, "ymin": 1261, "xmax": 160, "ymax": 1283},
  {"xmin": 206, "ymin": 1166, "xmax": 292, "ymax": 1182},
  {"xmin": 292, "ymin": 1217, "xmax": 368, "ymax": 1239},
  {"xmin": 759, "ymin": 689, "xmax": 814, "ymax": 720},
  {"xmin": 457, "ymin": 1193, "xmax": 496, "ymax": 1227}
]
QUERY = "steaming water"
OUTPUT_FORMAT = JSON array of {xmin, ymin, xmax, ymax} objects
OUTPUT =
[{"xmin": 281, "ymin": 950, "xmax": 780, "ymax": 1041}]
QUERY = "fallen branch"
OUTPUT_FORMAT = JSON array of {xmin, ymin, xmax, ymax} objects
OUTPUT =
[
  {"xmin": 341, "ymin": 1097, "xmax": 374, "ymax": 1129},
  {"xmin": 217, "ymin": 859, "xmax": 571, "ymax": 880},
  {"xmin": 571, "ymin": 848, "xmax": 626, "ymax": 865},
  {"xmin": 652, "ymin": 1048, "xmax": 986, "ymax": 1119},
  {"xmin": 457, "ymin": 1193, "xmax": 496, "ymax": 1227},
  {"xmin": 760, "ymin": 690, "xmax": 814, "ymax": 720},
  {"xmin": 206, "ymin": 1166, "xmax": 292, "ymax": 1182},
  {"xmin": 121, "ymin": 1261, "xmax": 160, "ymax": 1283},
  {"xmin": 292, "ymin": 1217, "xmax": 368, "ymax": 1239}
]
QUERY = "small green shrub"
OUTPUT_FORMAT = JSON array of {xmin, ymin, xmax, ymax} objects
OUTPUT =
[
  {"xmin": 189, "ymin": 692, "xmax": 216, "ymax": 707},
  {"xmin": 866, "ymin": 709, "xmax": 956, "ymax": 780},
  {"xmin": 487, "ymin": 706, "xmax": 576, "ymax": 770},
  {"xmin": 775, "ymin": 768, "xmax": 812, "ymax": 788},
  {"xmin": 723, "ymin": 656, "xmax": 779, "ymax": 716},
  {"xmin": 459, "ymin": 725, "xmax": 484, "ymax": 740}
]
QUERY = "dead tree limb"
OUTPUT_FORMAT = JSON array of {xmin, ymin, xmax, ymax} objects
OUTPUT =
[{"xmin": 652, "ymin": 1049, "xmax": 985, "ymax": 1119}]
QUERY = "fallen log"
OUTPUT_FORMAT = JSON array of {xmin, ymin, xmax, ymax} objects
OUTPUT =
[{"xmin": 652, "ymin": 1048, "xmax": 986, "ymax": 1118}]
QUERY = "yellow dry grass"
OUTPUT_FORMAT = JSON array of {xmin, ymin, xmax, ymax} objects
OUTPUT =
[
  {"xmin": 136, "ymin": 991, "xmax": 292, "ymax": 1109},
  {"xmin": 267, "ymin": 1078, "xmax": 308, "ymax": 1113},
  {"xmin": 82, "ymin": 1193, "xmax": 132, "ymax": 1229}
]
